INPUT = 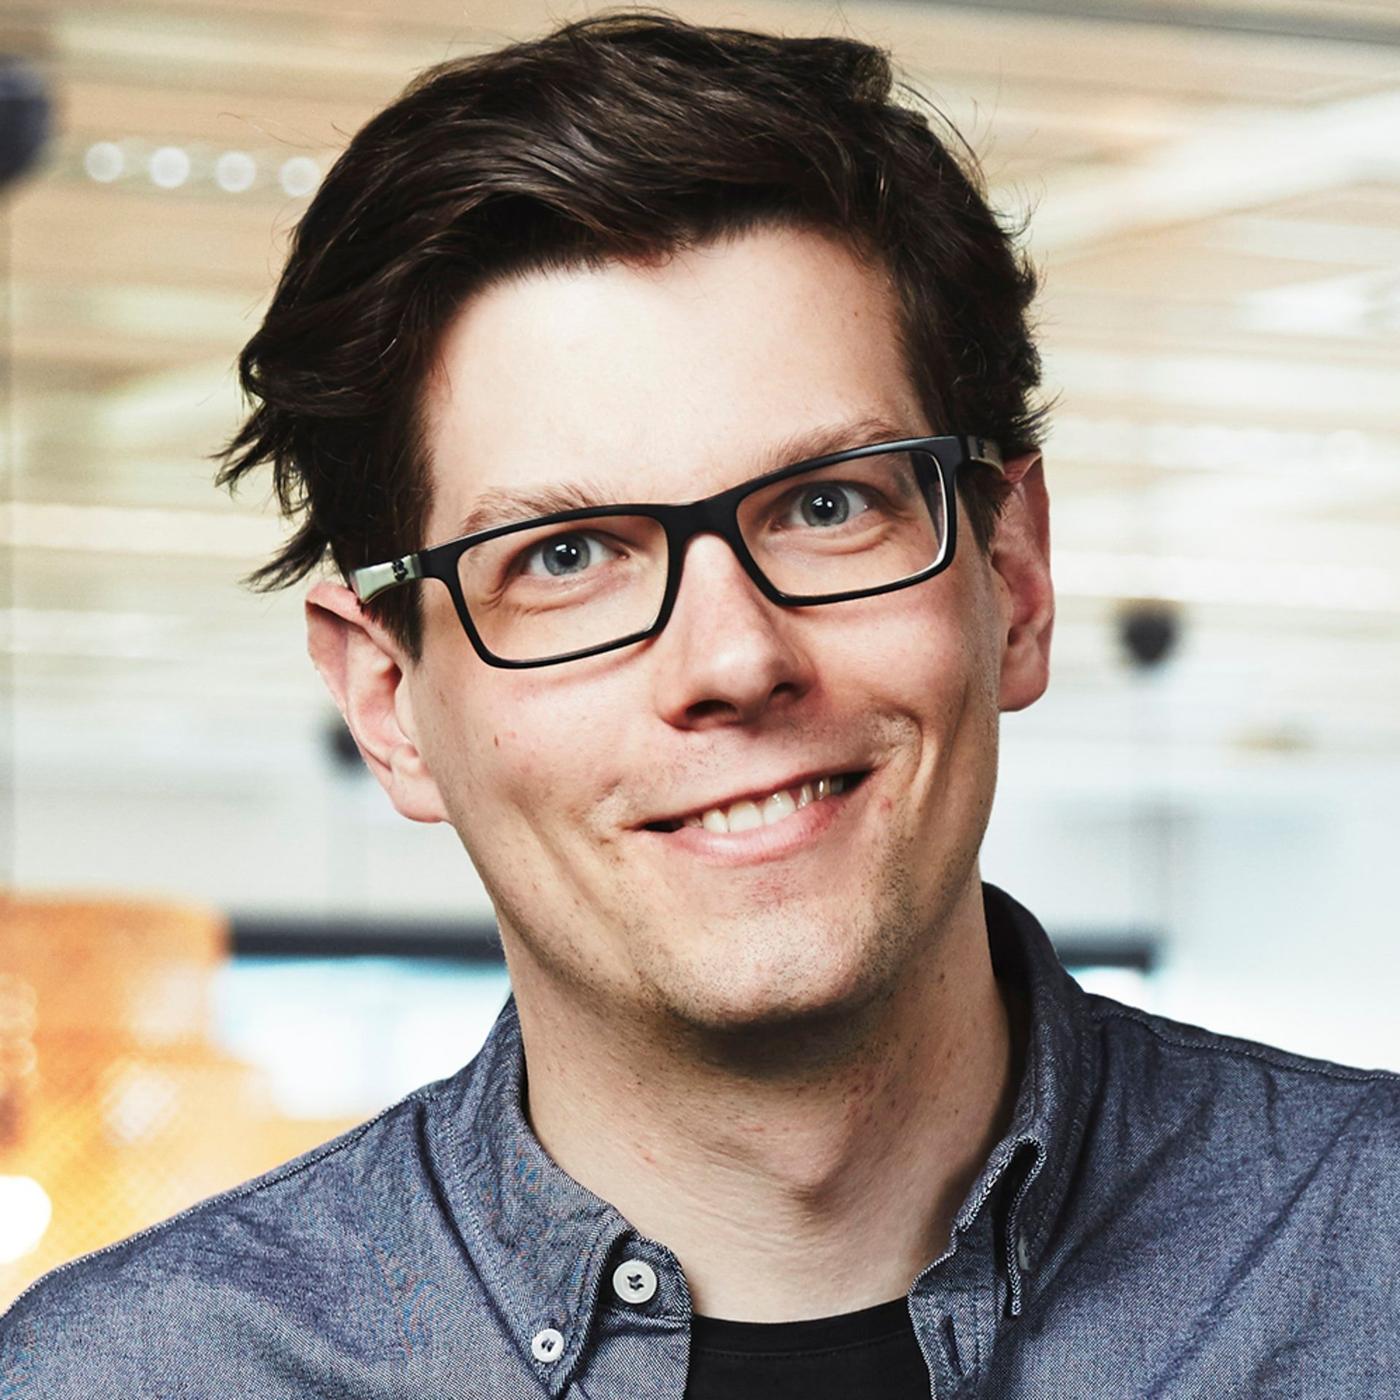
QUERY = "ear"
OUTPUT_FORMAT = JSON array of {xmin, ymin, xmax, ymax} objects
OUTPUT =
[
  {"xmin": 305, "ymin": 579, "xmax": 449, "ymax": 823},
  {"xmin": 989, "ymin": 453, "xmax": 1054, "ymax": 713}
]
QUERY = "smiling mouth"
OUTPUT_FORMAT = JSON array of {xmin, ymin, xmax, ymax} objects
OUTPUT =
[{"xmin": 644, "ymin": 770, "xmax": 870, "ymax": 835}]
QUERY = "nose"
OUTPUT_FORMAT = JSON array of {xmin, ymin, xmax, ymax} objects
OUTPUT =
[{"xmin": 650, "ymin": 533, "xmax": 816, "ymax": 729}]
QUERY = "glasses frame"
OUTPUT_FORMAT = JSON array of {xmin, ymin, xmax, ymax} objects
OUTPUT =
[{"xmin": 350, "ymin": 434, "xmax": 1005, "ymax": 669}]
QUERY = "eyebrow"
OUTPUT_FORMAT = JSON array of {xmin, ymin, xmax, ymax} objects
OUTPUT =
[
  {"xmin": 451, "ymin": 413, "xmax": 918, "ymax": 539},
  {"xmin": 454, "ymin": 481, "xmax": 616, "ymax": 538},
  {"xmin": 763, "ymin": 414, "xmax": 914, "ymax": 476}
]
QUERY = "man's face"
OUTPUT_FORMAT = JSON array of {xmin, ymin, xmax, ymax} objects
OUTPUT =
[{"xmin": 401, "ymin": 226, "xmax": 1032, "ymax": 1038}]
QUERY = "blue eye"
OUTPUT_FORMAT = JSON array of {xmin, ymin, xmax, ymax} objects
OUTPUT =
[
  {"xmin": 788, "ymin": 482, "xmax": 871, "ymax": 528},
  {"xmin": 520, "ymin": 531, "xmax": 620, "ymax": 578}
]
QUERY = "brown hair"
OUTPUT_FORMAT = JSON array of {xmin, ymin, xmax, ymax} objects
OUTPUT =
[{"xmin": 216, "ymin": 10, "xmax": 1046, "ymax": 658}]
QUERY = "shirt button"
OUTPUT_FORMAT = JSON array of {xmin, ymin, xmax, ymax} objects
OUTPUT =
[
  {"xmin": 612, "ymin": 1258, "xmax": 659, "ymax": 1305},
  {"xmin": 1016, "ymin": 1232, "xmax": 1033, "ymax": 1273},
  {"xmin": 531, "ymin": 1328, "xmax": 565, "ymax": 1363}
]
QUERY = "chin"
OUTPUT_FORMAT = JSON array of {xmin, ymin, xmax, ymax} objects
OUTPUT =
[{"xmin": 643, "ymin": 928, "xmax": 903, "ymax": 1066}]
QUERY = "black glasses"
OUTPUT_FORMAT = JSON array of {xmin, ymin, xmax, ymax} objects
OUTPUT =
[{"xmin": 350, "ymin": 434, "xmax": 1004, "ymax": 668}]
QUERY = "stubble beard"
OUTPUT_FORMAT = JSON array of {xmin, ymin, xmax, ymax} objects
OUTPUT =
[{"xmin": 620, "ymin": 813, "xmax": 983, "ymax": 1084}]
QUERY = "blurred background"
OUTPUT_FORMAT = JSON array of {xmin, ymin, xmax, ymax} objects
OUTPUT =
[{"xmin": 2, "ymin": 0, "xmax": 1398, "ymax": 1306}]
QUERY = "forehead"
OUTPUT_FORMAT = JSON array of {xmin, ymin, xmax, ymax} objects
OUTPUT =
[{"xmin": 419, "ymin": 226, "xmax": 926, "ymax": 541}]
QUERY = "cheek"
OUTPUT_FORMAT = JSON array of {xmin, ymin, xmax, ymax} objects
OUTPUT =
[
  {"xmin": 460, "ymin": 721, "xmax": 555, "ymax": 828},
  {"xmin": 419, "ymin": 665, "xmax": 610, "ymax": 849},
  {"xmin": 918, "ymin": 555, "xmax": 1004, "ymax": 710},
  {"xmin": 841, "ymin": 572, "xmax": 1001, "ymax": 825},
  {"xmin": 837, "ymin": 565, "xmax": 997, "ymax": 714},
  {"xmin": 409, "ymin": 661, "xmax": 518, "ymax": 827}
]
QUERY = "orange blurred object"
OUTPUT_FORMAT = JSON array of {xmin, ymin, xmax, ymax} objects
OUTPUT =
[{"xmin": 0, "ymin": 892, "xmax": 359, "ymax": 1307}]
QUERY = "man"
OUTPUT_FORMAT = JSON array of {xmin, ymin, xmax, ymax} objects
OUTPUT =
[{"xmin": 3, "ymin": 13, "xmax": 1396, "ymax": 1398}]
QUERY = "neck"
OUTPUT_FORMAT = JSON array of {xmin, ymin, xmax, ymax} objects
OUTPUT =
[{"xmin": 511, "ymin": 880, "xmax": 1019, "ymax": 1322}]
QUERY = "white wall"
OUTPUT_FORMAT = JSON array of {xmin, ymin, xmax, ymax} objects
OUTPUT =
[{"xmin": 985, "ymin": 729, "xmax": 1400, "ymax": 1071}]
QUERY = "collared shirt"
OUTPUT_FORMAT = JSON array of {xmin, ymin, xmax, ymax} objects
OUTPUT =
[{"xmin": 3, "ymin": 884, "xmax": 1397, "ymax": 1398}]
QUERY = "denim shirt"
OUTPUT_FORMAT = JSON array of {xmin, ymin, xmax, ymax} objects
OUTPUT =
[{"xmin": 3, "ymin": 884, "xmax": 1397, "ymax": 1398}]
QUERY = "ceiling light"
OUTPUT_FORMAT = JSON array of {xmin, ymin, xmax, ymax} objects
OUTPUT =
[
  {"xmin": 214, "ymin": 150, "xmax": 256, "ymax": 193},
  {"xmin": 278, "ymin": 155, "xmax": 319, "ymax": 197},
  {"xmin": 148, "ymin": 145, "xmax": 190, "ymax": 189},
  {"xmin": 83, "ymin": 140, "xmax": 124, "ymax": 182}
]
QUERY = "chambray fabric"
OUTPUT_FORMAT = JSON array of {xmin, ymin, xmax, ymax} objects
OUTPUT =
[{"xmin": 2, "ymin": 884, "xmax": 1397, "ymax": 1398}]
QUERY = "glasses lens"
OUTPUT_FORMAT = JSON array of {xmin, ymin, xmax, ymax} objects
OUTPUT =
[
  {"xmin": 737, "ymin": 449, "xmax": 947, "ymax": 600},
  {"xmin": 458, "ymin": 514, "xmax": 668, "ymax": 662}
]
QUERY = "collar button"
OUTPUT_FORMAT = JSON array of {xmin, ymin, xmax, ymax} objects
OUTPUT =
[
  {"xmin": 612, "ymin": 1258, "xmax": 659, "ymax": 1305},
  {"xmin": 531, "ymin": 1327, "xmax": 565, "ymax": 1363}
]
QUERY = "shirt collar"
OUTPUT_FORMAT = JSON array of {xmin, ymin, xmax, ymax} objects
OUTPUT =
[
  {"xmin": 424, "ymin": 881, "xmax": 1095, "ymax": 1384},
  {"xmin": 963, "ymin": 881, "xmax": 1099, "ymax": 1316},
  {"xmin": 424, "ymin": 998, "xmax": 667, "ymax": 1394}
]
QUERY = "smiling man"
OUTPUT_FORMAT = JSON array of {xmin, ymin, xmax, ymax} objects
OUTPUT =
[
  {"xmin": 3, "ymin": 12, "xmax": 1397, "ymax": 1400},
  {"xmin": 318, "ymin": 224, "xmax": 1043, "ymax": 1338}
]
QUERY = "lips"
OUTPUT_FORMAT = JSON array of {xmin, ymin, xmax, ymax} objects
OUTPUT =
[{"xmin": 642, "ymin": 769, "xmax": 869, "ymax": 834}]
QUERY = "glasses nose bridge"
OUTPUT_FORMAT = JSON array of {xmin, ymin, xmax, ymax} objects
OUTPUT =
[{"xmin": 664, "ymin": 488, "xmax": 763, "ymax": 598}]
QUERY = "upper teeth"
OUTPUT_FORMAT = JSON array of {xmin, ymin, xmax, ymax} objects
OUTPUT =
[{"xmin": 684, "ymin": 775, "xmax": 848, "ymax": 833}]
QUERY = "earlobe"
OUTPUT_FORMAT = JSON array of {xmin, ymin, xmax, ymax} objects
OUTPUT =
[
  {"xmin": 305, "ymin": 580, "xmax": 449, "ymax": 823},
  {"xmin": 991, "ymin": 454, "xmax": 1055, "ymax": 713}
]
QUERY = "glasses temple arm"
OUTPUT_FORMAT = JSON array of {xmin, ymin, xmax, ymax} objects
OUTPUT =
[
  {"xmin": 349, "ymin": 554, "xmax": 422, "ymax": 604},
  {"xmin": 966, "ymin": 436, "xmax": 1041, "ymax": 486}
]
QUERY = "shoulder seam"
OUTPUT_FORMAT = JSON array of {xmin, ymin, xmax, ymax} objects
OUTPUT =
[{"xmin": 1087, "ymin": 1000, "xmax": 1399, "ymax": 1085}]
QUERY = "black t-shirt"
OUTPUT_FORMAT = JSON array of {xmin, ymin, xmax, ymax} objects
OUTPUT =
[{"xmin": 684, "ymin": 1297, "xmax": 932, "ymax": 1399}]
